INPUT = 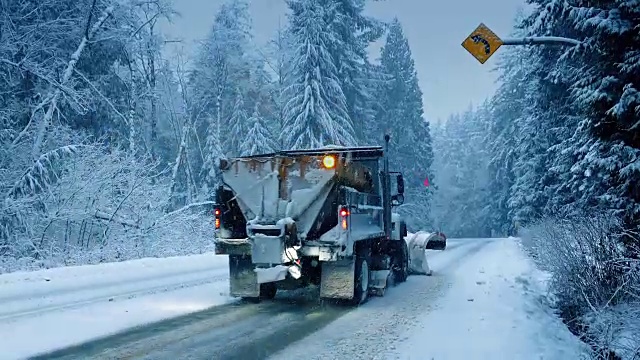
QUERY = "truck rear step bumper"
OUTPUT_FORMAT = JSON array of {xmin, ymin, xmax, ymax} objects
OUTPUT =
[{"xmin": 215, "ymin": 238, "xmax": 251, "ymax": 255}]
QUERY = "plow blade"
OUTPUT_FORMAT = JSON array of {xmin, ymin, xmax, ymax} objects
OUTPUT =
[{"xmin": 405, "ymin": 231, "xmax": 447, "ymax": 275}]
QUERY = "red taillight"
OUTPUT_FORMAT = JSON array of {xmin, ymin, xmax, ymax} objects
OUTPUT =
[
  {"xmin": 214, "ymin": 208, "xmax": 221, "ymax": 229},
  {"xmin": 339, "ymin": 206, "xmax": 349, "ymax": 230}
]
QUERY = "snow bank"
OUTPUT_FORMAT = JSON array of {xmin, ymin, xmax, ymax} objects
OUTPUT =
[
  {"xmin": 521, "ymin": 215, "xmax": 640, "ymax": 359},
  {"xmin": 0, "ymin": 252, "xmax": 226, "ymax": 291},
  {"xmin": 391, "ymin": 238, "xmax": 589, "ymax": 359},
  {"xmin": 0, "ymin": 252, "xmax": 233, "ymax": 359}
]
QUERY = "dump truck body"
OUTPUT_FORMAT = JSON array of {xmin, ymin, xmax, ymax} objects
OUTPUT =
[{"xmin": 213, "ymin": 140, "xmax": 442, "ymax": 304}]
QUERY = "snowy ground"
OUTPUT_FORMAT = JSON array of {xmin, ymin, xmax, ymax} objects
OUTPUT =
[
  {"xmin": 273, "ymin": 238, "xmax": 589, "ymax": 360},
  {"xmin": 0, "ymin": 238, "xmax": 589, "ymax": 360},
  {"xmin": 389, "ymin": 238, "xmax": 590, "ymax": 360},
  {"xmin": 0, "ymin": 253, "xmax": 234, "ymax": 359}
]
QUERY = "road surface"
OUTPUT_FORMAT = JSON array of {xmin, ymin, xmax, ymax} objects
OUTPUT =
[{"xmin": 33, "ymin": 238, "xmax": 494, "ymax": 360}]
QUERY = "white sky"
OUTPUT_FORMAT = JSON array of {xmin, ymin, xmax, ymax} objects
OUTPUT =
[{"xmin": 160, "ymin": 0, "xmax": 526, "ymax": 122}]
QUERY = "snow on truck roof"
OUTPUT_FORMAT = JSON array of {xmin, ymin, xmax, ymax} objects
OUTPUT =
[{"xmin": 233, "ymin": 146, "xmax": 384, "ymax": 160}]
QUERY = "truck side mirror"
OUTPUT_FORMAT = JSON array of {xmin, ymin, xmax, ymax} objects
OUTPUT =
[{"xmin": 397, "ymin": 174, "xmax": 404, "ymax": 194}]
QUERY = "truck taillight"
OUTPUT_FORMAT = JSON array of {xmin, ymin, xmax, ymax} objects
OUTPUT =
[
  {"xmin": 339, "ymin": 206, "xmax": 349, "ymax": 230},
  {"xmin": 214, "ymin": 208, "xmax": 221, "ymax": 229}
]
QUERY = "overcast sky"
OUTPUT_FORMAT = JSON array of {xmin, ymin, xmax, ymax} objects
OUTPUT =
[{"xmin": 161, "ymin": 0, "xmax": 527, "ymax": 122}]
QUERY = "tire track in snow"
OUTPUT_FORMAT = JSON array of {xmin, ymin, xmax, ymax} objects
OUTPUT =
[
  {"xmin": 32, "ymin": 288, "xmax": 348, "ymax": 360},
  {"xmin": 270, "ymin": 239, "xmax": 497, "ymax": 360}
]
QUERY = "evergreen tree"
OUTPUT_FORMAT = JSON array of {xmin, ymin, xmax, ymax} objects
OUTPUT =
[
  {"xmin": 227, "ymin": 89, "xmax": 250, "ymax": 155},
  {"xmin": 517, "ymin": 0, "xmax": 640, "ymax": 251},
  {"xmin": 264, "ymin": 25, "xmax": 296, "ymax": 143},
  {"xmin": 326, "ymin": 0, "xmax": 386, "ymax": 143},
  {"xmin": 190, "ymin": 0, "xmax": 254, "ymax": 158},
  {"xmin": 201, "ymin": 115, "xmax": 225, "ymax": 194},
  {"xmin": 483, "ymin": 8, "xmax": 579, "ymax": 234},
  {"xmin": 377, "ymin": 18, "xmax": 434, "ymax": 229},
  {"xmin": 431, "ymin": 107, "xmax": 492, "ymax": 237},
  {"xmin": 240, "ymin": 104, "xmax": 277, "ymax": 156},
  {"xmin": 485, "ymin": 45, "xmax": 524, "ymax": 235},
  {"xmin": 281, "ymin": 0, "xmax": 356, "ymax": 149}
]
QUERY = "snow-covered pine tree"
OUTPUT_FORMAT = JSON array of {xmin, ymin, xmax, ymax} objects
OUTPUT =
[
  {"xmin": 281, "ymin": 0, "xmax": 356, "ymax": 149},
  {"xmin": 431, "ymin": 113, "xmax": 467, "ymax": 235},
  {"xmin": 377, "ymin": 18, "xmax": 434, "ymax": 230},
  {"xmin": 240, "ymin": 104, "xmax": 277, "ymax": 156},
  {"xmin": 506, "ymin": 3, "xmax": 580, "ymax": 227},
  {"xmin": 483, "ymin": 6, "xmax": 579, "ymax": 234},
  {"xmin": 264, "ymin": 24, "xmax": 296, "ymax": 143},
  {"xmin": 324, "ymin": 0, "xmax": 386, "ymax": 143},
  {"xmin": 201, "ymin": 114, "xmax": 225, "ymax": 196},
  {"xmin": 484, "ymin": 44, "xmax": 524, "ymax": 234},
  {"xmin": 190, "ymin": 0, "xmax": 254, "ymax": 155},
  {"xmin": 507, "ymin": 65, "xmax": 550, "ymax": 226},
  {"xmin": 521, "ymin": 0, "xmax": 640, "ymax": 250},
  {"xmin": 431, "ymin": 105, "xmax": 493, "ymax": 237},
  {"xmin": 227, "ymin": 89, "xmax": 250, "ymax": 156},
  {"xmin": 365, "ymin": 60, "xmax": 392, "ymax": 143}
]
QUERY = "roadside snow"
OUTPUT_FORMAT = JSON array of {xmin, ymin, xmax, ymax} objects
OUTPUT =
[
  {"xmin": 0, "ymin": 253, "xmax": 233, "ymax": 359},
  {"xmin": 389, "ymin": 238, "xmax": 590, "ymax": 360}
]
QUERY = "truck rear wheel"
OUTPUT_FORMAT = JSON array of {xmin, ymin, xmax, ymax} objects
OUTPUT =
[
  {"xmin": 260, "ymin": 282, "xmax": 277, "ymax": 300},
  {"xmin": 395, "ymin": 241, "xmax": 409, "ymax": 283},
  {"xmin": 241, "ymin": 283, "xmax": 277, "ymax": 303},
  {"xmin": 350, "ymin": 245, "xmax": 371, "ymax": 305}
]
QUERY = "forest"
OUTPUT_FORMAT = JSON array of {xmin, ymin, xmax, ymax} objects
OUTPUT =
[
  {"xmin": 1, "ymin": 0, "xmax": 639, "ymax": 355},
  {"xmin": 0, "ymin": 0, "xmax": 433, "ymax": 271},
  {"xmin": 431, "ymin": 2, "xmax": 640, "ymax": 356}
]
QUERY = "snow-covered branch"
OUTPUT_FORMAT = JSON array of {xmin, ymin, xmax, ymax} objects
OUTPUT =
[
  {"xmin": 31, "ymin": 4, "xmax": 115, "ymax": 160},
  {"xmin": 94, "ymin": 210, "xmax": 139, "ymax": 228},
  {"xmin": 152, "ymin": 201, "xmax": 216, "ymax": 227}
]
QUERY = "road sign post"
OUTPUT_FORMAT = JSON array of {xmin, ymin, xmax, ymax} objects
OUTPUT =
[{"xmin": 462, "ymin": 23, "xmax": 582, "ymax": 64}]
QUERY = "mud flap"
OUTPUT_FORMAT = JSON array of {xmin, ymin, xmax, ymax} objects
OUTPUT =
[
  {"xmin": 369, "ymin": 269, "xmax": 393, "ymax": 297},
  {"xmin": 229, "ymin": 255, "xmax": 260, "ymax": 298},
  {"xmin": 320, "ymin": 259, "xmax": 355, "ymax": 299}
]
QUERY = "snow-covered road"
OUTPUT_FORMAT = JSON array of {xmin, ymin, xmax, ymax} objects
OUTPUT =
[
  {"xmin": 0, "ymin": 238, "xmax": 588, "ymax": 360},
  {"xmin": 274, "ymin": 237, "xmax": 589, "ymax": 360},
  {"xmin": 0, "ymin": 254, "xmax": 234, "ymax": 359}
]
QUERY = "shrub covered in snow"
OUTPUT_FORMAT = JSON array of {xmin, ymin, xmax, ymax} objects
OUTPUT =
[
  {"xmin": 0, "ymin": 129, "xmax": 214, "ymax": 274},
  {"xmin": 521, "ymin": 214, "xmax": 640, "ymax": 359}
]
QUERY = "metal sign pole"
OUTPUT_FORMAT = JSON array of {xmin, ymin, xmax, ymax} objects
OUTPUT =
[
  {"xmin": 461, "ymin": 23, "xmax": 582, "ymax": 64},
  {"xmin": 502, "ymin": 36, "xmax": 582, "ymax": 47}
]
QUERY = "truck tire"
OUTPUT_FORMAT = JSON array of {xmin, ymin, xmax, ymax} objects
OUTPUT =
[
  {"xmin": 260, "ymin": 282, "xmax": 277, "ymax": 300},
  {"xmin": 242, "ymin": 296, "xmax": 261, "ymax": 303},
  {"xmin": 394, "ymin": 241, "xmax": 409, "ymax": 283},
  {"xmin": 241, "ymin": 283, "xmax": 277, "ymax": 303},
  {"xmin": 350, "ymin": 246, "xmax": 371, "ymax": 306}
]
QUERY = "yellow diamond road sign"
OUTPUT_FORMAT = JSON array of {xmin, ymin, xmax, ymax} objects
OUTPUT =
[{"xmin": 462, "ymin": 23, "xmax": 503, "ymax": 64}]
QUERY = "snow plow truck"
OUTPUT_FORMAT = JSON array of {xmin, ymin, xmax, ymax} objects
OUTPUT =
[{"xmin": 213, "ymin": 135, "xmax": 446, "ymax": 305}]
